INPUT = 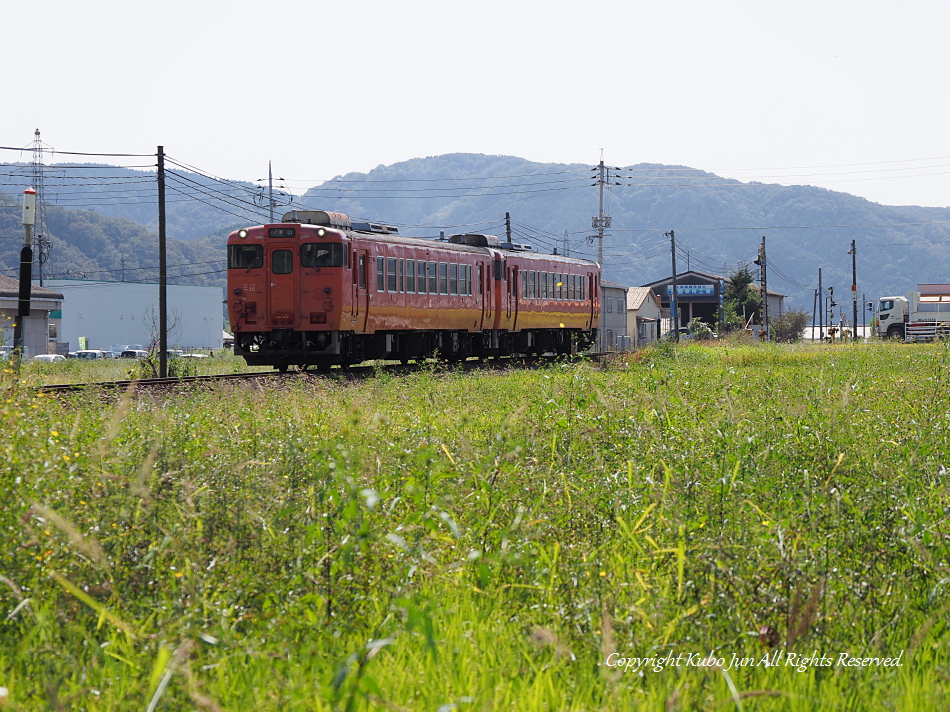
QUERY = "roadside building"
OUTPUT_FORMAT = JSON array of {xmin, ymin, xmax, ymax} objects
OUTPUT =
[
  {"xmin": 600, "ymin": 280, "xmax": 630, "ymax": 351},
  {"xmin": 625, "ymin": 287, "xmax": 662, "ymax": 347},
  {"xmin": 641, "ymin": 271, "xmax": 785, "ymax": 332},
  {"xmin": 0, "ymin": 276, "xmax": 63, "ymax": 356},
  {"xmin": 43, "ymin": 280, "xmax": 223, "ymax": 352}
]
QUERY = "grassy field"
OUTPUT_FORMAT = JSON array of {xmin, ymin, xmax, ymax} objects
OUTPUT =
[{"xmin": 1, "ymin": 340, "xmax": 948, "ymax": 710}]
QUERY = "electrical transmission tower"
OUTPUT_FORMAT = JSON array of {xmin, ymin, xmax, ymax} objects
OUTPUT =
[{"xmin": 31, "ymin": 129, "xmax": 52, "ymax": 285}]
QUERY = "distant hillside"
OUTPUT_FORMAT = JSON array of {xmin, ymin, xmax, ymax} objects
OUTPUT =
[
  {"xmin": 3, "ymin": 153, "xmax": 949, "ymax": 310},
  {"xmin": 297, "ymin": 154, "xmax": 950, "ymax": 310},
  {"xmin": 0, "ymin": 191, "xmax": 227, "ymax": 289},
  {"xmin": 0, "ymin": 163, "xmax": 264, "ymax": 241}
]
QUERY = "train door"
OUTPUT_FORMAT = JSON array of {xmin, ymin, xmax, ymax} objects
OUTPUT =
[
  {"xmin": 351, "ymin": 249, "xmax": 369, "ymax": 332},
  {"xmin": 509, "ymin": 265, "xmax": 519, "ymax": 330},
  {"xmin": 266, "ymin": 246, "xmax": 299, "ymax": 326},
  {"xmin": 478, "ymin": 263, "xmax": 486, "ymax": 328},
  {"xmin": 587, "ymin": 272, "xmax": 597, "ymax": 330},
  {"xmin": 490, "ymin": 253, "xmax": 505, "ymax": 330}
]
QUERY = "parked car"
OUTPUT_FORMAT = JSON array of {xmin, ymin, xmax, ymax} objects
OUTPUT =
[
  {"xmin": 70, "ymin": 350, "xmax": 110, "ymax": 360},
  {"xmin": 179, "ymin": 353, "xmax": 209, "ymax": 359},
  {"xmin": 33, "ymin": 353, "xmax": 66, "ymax": 363},
  {"xmin": 662, "ymin": 326, "xmax": 717, "ymax": 341},
  {"xmin": 120, "ymin": 350, "xmax": 149, "ymax": 359}
]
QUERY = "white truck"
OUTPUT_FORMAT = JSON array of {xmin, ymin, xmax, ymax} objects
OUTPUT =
[{"xmin": 876, "ymin": 284, "xmax": 950, "ymax": 340}]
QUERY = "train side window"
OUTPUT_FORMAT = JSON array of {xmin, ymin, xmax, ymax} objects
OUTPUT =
[
  {"xmin": 387, "ymin": 258, "xmax": 397, "ymax": 292},
  {"xmin": 406, "ymin": 259, "xmax": 416, "ymax": 293},
  {"xmin": 439, "ymin": 263, "xmax": 448, "ymax": 295},
  {"xmin": 466, "ymin": 265, "xmax": 473, "ymax": 295},
  {"xmin": 428, "ymin": 261, "xmax": 437, "ymax": 293},
  {"xmin": 477, "ymin": 264, "xmax": 483, "ymax": 295},
  {"xmin": 418, "ymin": 260, "xmax": 427, "ymax": 294},
  {"xmin": 398, "ymin": 259, "xmax": 404, "ymax": 293},
  {"xmin": 272, "ymin": 249, "xmax": 293, "ymax": 274},
  {"xmin": 376, "ymin": 257, "xmax": 384, "ymax": 291},
  {"xmin": 450, "ymin": 264, "xmax": 458, "ymax": 295},
  {"xmin": 359, "ymin": 254, "xmax": 366, "ymax": 290}
]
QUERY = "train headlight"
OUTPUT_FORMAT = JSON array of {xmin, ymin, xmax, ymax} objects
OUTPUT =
[
  {"xmin": 317, "ymin": 228, "xmax": 326, "ymax": 237},
  {"xmin": 238, "ymin": 229, "xmax": 249, "ymax": 239}
]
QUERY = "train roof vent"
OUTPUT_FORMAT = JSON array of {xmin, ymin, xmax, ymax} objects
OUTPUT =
[
  {"xmin": 448, "ymin": 233, "xmax": 501, "ymax": 247},
  {"xmin": 351, "ymin": 222, "xmax": 400, "ymax": 234},
  {"xmin": 281, "ymin": 210, "xmax": 351, "ymax": 229},
  {"xmin": 499, "ymin": 242, "xmax": 534, "ymax": 252}
]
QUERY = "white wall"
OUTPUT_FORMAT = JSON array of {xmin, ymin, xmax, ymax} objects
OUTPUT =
[{"xmin": 44, "ymin": 280, "xmax": 223, "ymax": 351}]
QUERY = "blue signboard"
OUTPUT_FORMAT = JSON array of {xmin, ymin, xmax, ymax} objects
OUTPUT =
[{"xmin": 666, "ymin": 284, "xmax": 715, "ymax": 296}]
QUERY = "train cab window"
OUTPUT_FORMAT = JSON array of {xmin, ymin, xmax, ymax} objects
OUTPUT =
[
  {"xmin": 376, "ymin": 257, "xmax": 385, "ymax": 291},
  {"xmin": 406, "ymin": 260, "xmax": 416, "ymax": 293},
  {"xmin": 272, "ymin": 249, "xmax": 293, "ymax": 274},
  {"xmin": 417, "ymin": 260, "xmax": 427, "ymax": 293},
  {"xmin": 450, "ymin": 264, "xmax": 458, "ymax": 295},
  {"xmin": 387, "ymin": 258, "xmax": 397, "ymax": 292},
  {"xmin": 300, "ymin": 243, "xmax": 344, "ymax": 268},
  {"xmin": 478, "ymin": 264, "xmax": 483, "ymax": 295},
  {"xmin": 228, "ymin": 244, "xmax": 263, "ymax": 270}
]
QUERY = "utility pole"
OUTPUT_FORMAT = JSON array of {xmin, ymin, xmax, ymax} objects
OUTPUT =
[
  {"xmin": 14, "ymin": 188, "xmax": 36, "ymax": 368},
  {"xmin": 268, "ymin": 160, "xmax": 275, "ymax": 223},
  {"xmin": 158, "ymin": 146, "xmax": 168, "ymax": 379},
  {"xmin": 667, "ymin": 230, "xmax": 678, "ymax": 342},
  {"xmin": 563, "ymin": 230, "xmax": 570, "ymax": 258},
  {"xmin": 505, "ymin": 212, "xmax": 512, "ymax": 243},
  {"xmin": 849, "ymin": 240, "xmax": 858, "ymax": 342},
  {"xmin": 755, "ymin": 236, "xmax": 769, "ymax": 341},
  {"xmin": 591, "ymin": 160, "xmax": 611, "ymax": 266},
  {"xmin": 818, "ymin": 268, "xmax": 824, "ymax": 341}
]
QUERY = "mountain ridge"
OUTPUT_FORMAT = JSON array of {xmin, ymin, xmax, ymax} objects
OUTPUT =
[{"xmin": 2, "ymin": 153, "xmax": 948, "ymax": 309}]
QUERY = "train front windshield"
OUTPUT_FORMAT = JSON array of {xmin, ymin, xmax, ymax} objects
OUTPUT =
[{"xmin": 301, "ymin": 243, "xmax": 344, "ymax": 268}]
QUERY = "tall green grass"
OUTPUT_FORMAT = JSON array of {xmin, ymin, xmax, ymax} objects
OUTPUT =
[{"xmin": 1, "ymin": 341, "xmax": 948, "ymax": 710}]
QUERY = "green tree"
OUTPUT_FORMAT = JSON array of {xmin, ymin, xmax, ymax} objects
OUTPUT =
[{"xmin": 721, "ymin": 264, "xmax": 760, "ymax": 329}]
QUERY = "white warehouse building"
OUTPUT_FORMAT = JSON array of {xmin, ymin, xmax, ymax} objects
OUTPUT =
[{"xmin": 43, "ymin": 280, "xmax": 224, "ymax": 353}]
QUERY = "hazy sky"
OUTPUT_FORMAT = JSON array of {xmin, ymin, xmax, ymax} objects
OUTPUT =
[{"xmin": 3, "ymin": 0, "xmax": 950, "ymax": 207}]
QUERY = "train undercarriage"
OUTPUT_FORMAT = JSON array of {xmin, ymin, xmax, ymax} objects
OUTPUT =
[{"xmin": 235, "ymin": 328, "xmax": 597, "ymax": 371}]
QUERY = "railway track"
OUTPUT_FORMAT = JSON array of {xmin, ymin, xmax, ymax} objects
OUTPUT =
[{"xmin": 33, "ymin": 352, "xmax": 617, "ymax": 394}]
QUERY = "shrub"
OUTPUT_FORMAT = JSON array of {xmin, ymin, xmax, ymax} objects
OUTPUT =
[{"xmin": 771, "ymin": 309, "xmax": 809, "ymax": 342}]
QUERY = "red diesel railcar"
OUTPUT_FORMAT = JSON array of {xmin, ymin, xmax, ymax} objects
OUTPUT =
[{"xmin": 226, "ymin": 210, "xmax": 601, "ymax": 370}]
